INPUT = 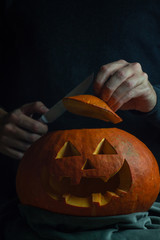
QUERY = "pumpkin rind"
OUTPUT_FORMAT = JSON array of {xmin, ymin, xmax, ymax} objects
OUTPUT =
[
  {"xmin": 63, "ymin": 95, "xmax": 122, "ymax": 124},
  {"xmin": 16, "ymin": 128, "xmax": 160, "ymax": 216}
]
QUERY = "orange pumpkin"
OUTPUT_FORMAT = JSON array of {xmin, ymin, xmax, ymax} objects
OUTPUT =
[
  {"xmin": 16, "ymin": 127, "xmax": 160, "ymax": 216},
  {"xmin": 63, "ymin": 94, "xmax": 122, "ymax": 124}
]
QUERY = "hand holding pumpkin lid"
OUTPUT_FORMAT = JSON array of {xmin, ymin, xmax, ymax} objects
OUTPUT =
[{"xmin": 63, "ymin": 95, "xmax": 122, "ymax": 124}]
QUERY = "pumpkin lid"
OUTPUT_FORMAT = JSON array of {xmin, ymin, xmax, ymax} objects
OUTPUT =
[{"xmin": 63, "ymin": 95, "xmax": 122, "ymax": 124}]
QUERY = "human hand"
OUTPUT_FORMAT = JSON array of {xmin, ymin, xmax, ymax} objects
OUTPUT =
[
  {"xmin": 0, "ymin": 101, "xmax": 49, "ymax": 160},
  {"xmin": 93, "ymin": 59, "xmax": 157, "ymax": 112}
]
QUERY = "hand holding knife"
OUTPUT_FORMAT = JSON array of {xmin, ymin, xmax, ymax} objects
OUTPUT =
[{"xmin": 0, "ymin": 74, "xmax": 94, "ymax": 160}]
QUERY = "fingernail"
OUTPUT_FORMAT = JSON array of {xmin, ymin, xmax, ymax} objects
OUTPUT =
[{"xmin": 40, "ymin": 106, "xmax": 49, "ymax": 112}]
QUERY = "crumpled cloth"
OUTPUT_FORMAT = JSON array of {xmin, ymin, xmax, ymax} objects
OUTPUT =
[{"xmin": 1, "ymin": 199, "xmax": 160, "ymax": 240}]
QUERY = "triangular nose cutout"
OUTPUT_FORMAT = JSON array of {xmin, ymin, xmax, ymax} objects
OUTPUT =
[
  {"xmin": 56, "ymin": 141, "xmax": 81, "ymax": 159},
  {"xmin": 82, "ymin": 159, "xmax": 96, "ymax": 170},
  {"xmin": 93, "ymin": 138, "xmax": 117, "ymax": 155}
]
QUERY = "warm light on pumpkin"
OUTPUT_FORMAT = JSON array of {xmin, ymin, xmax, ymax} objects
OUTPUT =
[
  {"xmin": 63, "ymin": 95, "xmax": 122, "ymax": 124},
  {"xmin": 16, "ymin": 128, "xmax": 160, "ymax": 216}
]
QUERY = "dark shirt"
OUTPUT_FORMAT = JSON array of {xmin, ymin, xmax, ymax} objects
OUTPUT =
[{"xmin": 1, "ymin": 0, "xmax": 160, "ymax": 200}]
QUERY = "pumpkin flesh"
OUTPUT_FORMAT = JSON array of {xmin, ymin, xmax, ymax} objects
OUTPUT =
[{"xmin": 63, "ymin": 95, "xmax": 122, "ymax": 124}]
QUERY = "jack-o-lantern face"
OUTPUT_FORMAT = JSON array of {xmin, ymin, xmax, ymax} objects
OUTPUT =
[
  {"xmin": 43, "ymin": 138, "xmax": 132, "ymax": 208},
  {"xmin": 16, "ymin": 128, "xmax": 160, "ymax": 216}
]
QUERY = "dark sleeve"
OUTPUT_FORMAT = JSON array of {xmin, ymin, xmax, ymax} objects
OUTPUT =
[
  {"xmin": 0, "ymin": 1, "xmax": 5, "ymax": 109},
  {"xmin": 146, "ymin": 85, "xmax": 160, "ymax": 128},
  {"xmin": 1, "ymin": 0, "xmax": 13, "ymax": 110}
]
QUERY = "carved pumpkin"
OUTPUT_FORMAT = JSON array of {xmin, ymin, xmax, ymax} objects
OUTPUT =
[{"xmin": 16, "ymin": 128, "xmax": 160, "ymax": 216}]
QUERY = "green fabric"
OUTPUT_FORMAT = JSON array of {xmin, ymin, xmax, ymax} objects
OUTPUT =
[{"xmin": 1, "ymin": 199, "xmax": 160, "ymax": 240}]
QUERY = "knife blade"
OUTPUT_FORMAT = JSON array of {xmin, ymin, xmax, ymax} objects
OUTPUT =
[{"xmin": 40, "ymin": 73, "xmax": 94, "ymax": 123}]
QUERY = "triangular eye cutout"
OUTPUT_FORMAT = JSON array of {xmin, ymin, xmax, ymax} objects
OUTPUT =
[
  {"xmin": 56, "ymin": 141, "xmax": 81, "ymax": 159},
  {"xmin": 93, "ymin": 138, "xmax": 117, "ymax": 155},
  {"xmin": 82, "ymin": 159, "xmax": 96, "ymax": 170}
]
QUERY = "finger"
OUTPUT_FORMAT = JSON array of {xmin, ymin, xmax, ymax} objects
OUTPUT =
[
  {"xmin": 12, "ymin": 110, "xmax": 48, "ymax": 135},
  {"xmin": 2, "ymin": 123, "xmax": 43, "ymax": 143},
  {"xmin": 21, "ymin": 101, "xmax": 49, "ymax": 116},
  {"xmin": 94, "ymin": 59, "xmax": 128, "ymax": 96},
  {"xmin": 0, "ymin": 135, "xmax": 31, "ymax": 152},
  {"xmin": 111, "ymin": 83, "xmax": 145, "ymax": 112},
  {"xmin": 107, "ymin": 73, "xmax": 144, "ymax": 107},
  {"xmin": 0, "ymin": 144, "xmax": 24, "ymax": 160},
  {"xmin": 100, "ymin": 62, "xmax": 142, "ymax": 102}
]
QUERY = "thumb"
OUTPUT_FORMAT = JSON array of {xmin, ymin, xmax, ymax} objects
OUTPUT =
[{"xmin": 21, "ymin": 101, "xmax": 49, "ymax": 116}]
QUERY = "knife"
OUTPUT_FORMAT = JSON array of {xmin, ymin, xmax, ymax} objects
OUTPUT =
[{"xmin": 40, "ymin": 73, "xmax": 94, "ymax": 123}]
